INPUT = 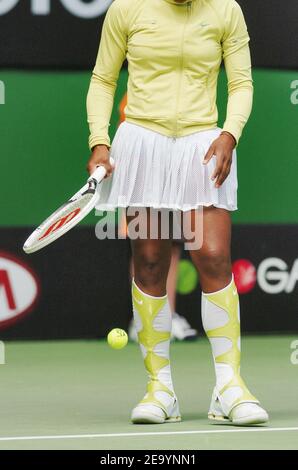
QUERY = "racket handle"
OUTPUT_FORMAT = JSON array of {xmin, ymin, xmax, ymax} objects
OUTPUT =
[{"xmin": 88, "ymin": 158, "xmax": 115, "ymax": 184}]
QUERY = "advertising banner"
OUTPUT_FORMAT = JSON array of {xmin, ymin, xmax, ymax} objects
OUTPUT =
[{"xmin": 0, "ymin": 225, "xmax": 297, "ymax": 339}]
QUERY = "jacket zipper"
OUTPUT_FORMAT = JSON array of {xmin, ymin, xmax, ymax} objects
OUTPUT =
[{"xmin": 173, "ymin": 1, "xmax": 191, "ymax": 139}]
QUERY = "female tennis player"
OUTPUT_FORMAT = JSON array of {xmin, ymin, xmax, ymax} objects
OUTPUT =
[{"xmin": 86, "ymin": 0, "xmax": 268, "ymax": 425}]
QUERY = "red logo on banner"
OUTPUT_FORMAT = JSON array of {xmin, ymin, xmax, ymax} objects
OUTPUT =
[
  {"xmin": 0, "ymin": 270, "xmax": 16, "ymax": 310},
  {"xmin": 232, "ymin": 259, "xmax": 257, "ymax": 294},
  {"xmin": 0, "ymin": 252, "xmax": 40, "ymax": 329},
  {"xmin": 38, "ymin": 208, "xmax": 81, "ymax": 241}
]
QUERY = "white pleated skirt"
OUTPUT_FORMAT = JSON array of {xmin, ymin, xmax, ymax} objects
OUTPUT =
[{"xmin": 96, "ymin": 121, "xmax": 238, "ymax": 212}]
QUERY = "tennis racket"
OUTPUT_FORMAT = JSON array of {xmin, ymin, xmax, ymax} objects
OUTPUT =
[{"xmin": 23, "ymin": 159, "xmax": 114, "ymax": 254}]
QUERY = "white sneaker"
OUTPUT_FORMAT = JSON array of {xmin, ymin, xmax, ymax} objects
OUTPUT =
[
  {"xmin": 208, "ymin": 387, "xmax": 269, "ymax": 426},
  {"xmin": 171, "ymin": 313, "xmax": 198, "ymax": 341},
  {"xmin": 131, "ymin": 396, "xmax": 181, "ymax": 424},
  {"xmin": 230, "ymin": 403, "xmax": 269, "ymax": 425}
]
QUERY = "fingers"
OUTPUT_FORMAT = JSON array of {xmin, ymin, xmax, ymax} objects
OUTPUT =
[
  {"xmin": 87, "ymin": 161, "xmax": 114, "ymax": 178},
  {"xmin": 86, "ymin": 162, "xmax": 97, "ymax": 176},
  {"xmin": 86, "ymin": 144, "xmax": 113, "ymax": 177},
  {"xmin": 103, "ymin": 161, "xmax": 114, "ymax": 179},
  {"xmin": 211, "ymin": 152, "xmax": 223, "ymax": 186},
  {"xmin": 203, "ymin": 144, "xmax": 215, "ymax": 165},
  {"xmin": 203, "ymin": 136, "xmax": 234, "ymax": 187},
  {"xmin": 214, "ymin": 159, "xmax": 231, "ymax": 188},
  {"xmin": 212, "ymin": 153, "xmax": 232, "ymax": 188}
]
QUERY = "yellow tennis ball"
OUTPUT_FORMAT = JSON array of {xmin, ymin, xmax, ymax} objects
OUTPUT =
[{"xmin": 107, "ymin": 328, "xmax": 128, "ymax": 350}]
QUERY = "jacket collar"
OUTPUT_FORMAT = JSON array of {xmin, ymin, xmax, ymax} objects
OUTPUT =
[{"xmin": 163, "ymin": 0, "xmax": 195, "ymax": 4}]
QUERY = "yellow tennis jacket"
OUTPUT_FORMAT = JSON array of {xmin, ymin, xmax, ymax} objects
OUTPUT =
[{"xmin": 87, "ymin": 0, "xmax": 253, "ymax": 149}]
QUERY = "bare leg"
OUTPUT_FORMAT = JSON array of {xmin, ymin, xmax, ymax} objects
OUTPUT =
[
  {"xmin": 131, "ymin": 237, "xmax": 172, "ymax": 296},
  {"xmin": 166, "ymin": 243, "xmax": 181, "ymax": 312},
  {"xmin": 188, "ymin": 206, "xmax": 232, "ymax": 293},
  {"xmin": 188, "ymin": 206, "xmax": 268, "ymax": 425},
  {"xmin": 127, "ymin": 209, "xmax": 181, "ymax": 424}
]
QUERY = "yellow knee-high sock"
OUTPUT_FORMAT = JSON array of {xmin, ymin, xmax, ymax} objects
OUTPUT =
[
  {"xmin": 132, "ymin": 279, "xmax": 175, "ymax": 412},
  {"xmin": 202, "ymin": 276, "xmax": 258, "ymax": 417}
]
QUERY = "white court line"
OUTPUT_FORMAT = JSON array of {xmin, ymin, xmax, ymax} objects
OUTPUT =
[{"xmin": 0, "ymin": 427, "xmax": 298, "ymax": 442}]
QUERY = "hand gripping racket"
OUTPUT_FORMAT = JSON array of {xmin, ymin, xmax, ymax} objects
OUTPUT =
[{"xmin": 23, "ymin": 159, "xmax": 114, "ymax": 254}]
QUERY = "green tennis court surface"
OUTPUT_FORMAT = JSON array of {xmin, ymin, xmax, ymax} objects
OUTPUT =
[{"xmin": 0, "ymin": 336, "xmax": 297, "ymax": 450}]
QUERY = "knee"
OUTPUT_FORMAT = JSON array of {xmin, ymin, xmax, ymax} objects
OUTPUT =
[
  {"xmin": 197, "ymin": 247, "xmax": 231, "ymax": 280},
  {"xmin": 134, "ymin": 251, "xmax": 167, "ymax": 288}
]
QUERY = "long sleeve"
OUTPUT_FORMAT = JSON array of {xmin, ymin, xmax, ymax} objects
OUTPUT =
[
  {"xmin": 222, "ymin": 1, "xmax": 253, "ymax": 144},
  {"xmin": 87, "ymin": 1, "xmax": 128, "ymax": 149}
]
